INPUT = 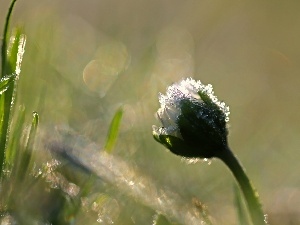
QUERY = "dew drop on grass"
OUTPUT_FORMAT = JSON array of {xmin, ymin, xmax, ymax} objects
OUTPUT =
[
  {"xmin": 96, "ymin": 198, "xmax": 120, "ymax": 224},
  {"xmin": 0, "ymin": 214, "xmax": 17, "ymax": 225},
  {"xmin": 15, "ymin": 34, "xmax": 26, "ymax": 76},
  {"xmin": 64, "ymin": 182, "xmax": 80, "ymax": 197},
  {"xmin": 45, "ymin": 159, "xmax": 61, "ymax": 173},
  {"xmin": 2, "ymin": 169, "xmax": 11, "ymax": 177},
  {"xmin": 34, "ymin": 169, "xmax": 43, "ymax": 178}
]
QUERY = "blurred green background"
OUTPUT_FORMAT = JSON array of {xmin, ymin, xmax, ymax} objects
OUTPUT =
[{"xmin": 1, "ymin": 0, "xmax": 300, "ymax": 224}]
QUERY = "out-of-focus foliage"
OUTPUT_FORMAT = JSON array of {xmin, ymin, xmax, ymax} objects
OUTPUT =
[{"xmin": 1, "ymin": 0, "xmax": 300, "ymax": 224}]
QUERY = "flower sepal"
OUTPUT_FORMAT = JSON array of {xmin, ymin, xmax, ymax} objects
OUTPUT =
[
  {"xmin": 153, "ymin": 133, "xmax": 200, "ymax": 158},
  {"xmin": 178, "ymin": 98, "xmax": 228, "ymax": 157}
]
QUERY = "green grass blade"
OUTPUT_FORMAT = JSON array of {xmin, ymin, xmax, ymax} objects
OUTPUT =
[
  {"xmin": 0, "ymin": 74, "xmax": 16, "ymax": 95},
  {"xmin": 0, "ymin": 29, "xmax": 26, "ymax": 178},
  {"xmin": 17, "ymin": 112, "xmax": 39, "ymax": 181},
  {"xmin": 104, "ymin": 106, "xmax": 123, "ymax": 153},
  {"xmin": 6, "ymin": 29, "xmax": 26, "ymax": 75},
  {"xmin": 5, "ymin": 105, "xmax": 26, "ymax": 165},
  {"xmin": 153, "ymin": 213, "xmax": 174, "ymax": 225},
  {"xmin": 234, "ymin": 184, "xmax": 251, "ymax": 225},
  {"xmin": 26, "ymin": 111, "xmax": 39, "ymax": 150},
  {"xmin": 1, "ymin": 0, "xmax": 18, "ymax": 77}
]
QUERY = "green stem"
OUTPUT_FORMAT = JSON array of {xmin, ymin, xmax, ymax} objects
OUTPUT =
[
  {"xmin": 215, "ymin": 147, "xmax": 266, "ymax": 225},
  {"xmin": 1, "ymin": 0, "xmax": 18, "ymax": 78},
  {"xmin": 0, "ymin": 0, "xmax": 18, "ymax": 178}
]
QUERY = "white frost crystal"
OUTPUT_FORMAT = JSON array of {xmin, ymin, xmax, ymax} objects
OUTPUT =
[{"xmin": 153, "ymin": 77, "xmax": 230, "ymax": 139}]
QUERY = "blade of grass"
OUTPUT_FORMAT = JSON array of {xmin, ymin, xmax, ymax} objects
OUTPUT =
[
  {"xmin": 104, "ymin": 106, "xmax": 123, "ymax": 153},
  {"xmin": 25, "ymin": 112, "xmax": 39, "ymax": 151},
  {"xmin": 153, "ymin": 213, "xmax": 174, "ymax": 225},
  {"xmin": 6, "ymin": 29, "xmax": 26, "ymax": 76},
  {"xmin": 0, "ymin": 30, "xmax": 26, "ymax": 178},
  {"xmin": 0, "ymin": 73, "xmax": 16, "ymax": 95},
  {"xmin": 17, "ymin": 112, "xmax": 39, "ymax": 181},
  {"xmin": 1, "ymin": 0, "xmax": 18, "ymax": 77},
  {"xmin": 234, "ymin": 184, "xmax": 251, "ymax": 225},
  {"xmin": 0, "ymin": 0, "xmax": 19, "ymax": 178},
  {"xmin": 5, "ymin": 105, "xmax": 25, "ymax": 166}
]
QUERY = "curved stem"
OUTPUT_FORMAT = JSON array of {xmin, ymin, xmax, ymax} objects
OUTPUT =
[
  {"xmin": 215, "ymin": 147, "xmax": 266, "ymax": 225},
  {"xmin": 1, "ymin": 0, "xmax": 18, "ymax": 77}
]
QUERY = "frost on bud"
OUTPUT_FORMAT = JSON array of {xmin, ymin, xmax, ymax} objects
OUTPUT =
[{"xmin": 152, "ymin": 77, "xmax": 230, "ymax": 158}]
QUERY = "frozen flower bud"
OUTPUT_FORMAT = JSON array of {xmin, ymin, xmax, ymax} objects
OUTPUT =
[{"xmin": 153, "ymin": 77, "xmax": 230, "ymax": 158}]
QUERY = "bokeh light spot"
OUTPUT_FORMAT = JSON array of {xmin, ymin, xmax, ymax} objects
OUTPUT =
[
  {"xmin": 83, "ymin": 41, "xmax": 130, "ymax": 97},
  {"xmin": 154, "ymin": 26, "xmax": 195, "ymax": 85}
]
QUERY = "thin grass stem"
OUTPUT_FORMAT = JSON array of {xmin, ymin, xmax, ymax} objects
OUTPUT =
[
  {"xmin": 1, "ymin": 0, "xmax": 18, "ymax": 77},
  {"xmin": 216, "ymin": 147, "xmax": 266, "ymax": 225}
]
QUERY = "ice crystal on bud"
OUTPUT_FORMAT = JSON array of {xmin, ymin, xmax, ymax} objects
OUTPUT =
[{"xmin": 153, "ymin": 77, "xmax": 230, "ymax": 158}]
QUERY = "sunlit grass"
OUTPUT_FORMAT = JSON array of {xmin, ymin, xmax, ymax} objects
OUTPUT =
[
  {"xmin": 0, "ymin": 2, "xmax": 213, "ymax": 224},
  {"xmin": 1, "ymin": 0, "xmax": 300, "ymax": 224}
]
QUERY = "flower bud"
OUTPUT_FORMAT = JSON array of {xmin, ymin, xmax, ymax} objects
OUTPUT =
[{"xmin": 153, "ymin": 77, "xmax": 230, "ymax": 158}]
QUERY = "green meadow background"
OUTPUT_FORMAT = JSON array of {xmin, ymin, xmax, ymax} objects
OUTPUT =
[{"xmin": 1, "ymin": 1, "xmax": 300, "ymax": 224}]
